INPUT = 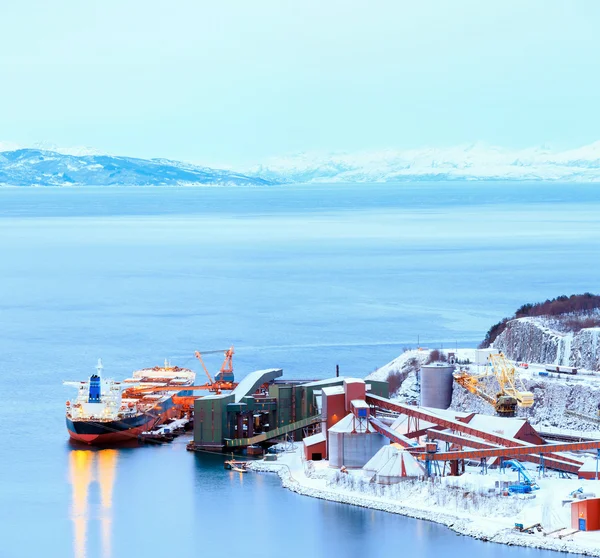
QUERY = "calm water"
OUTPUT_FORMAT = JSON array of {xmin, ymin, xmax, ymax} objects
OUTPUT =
[{"xmin": 1, "ymin": 182, "xmax": 598, "ymax": 558}]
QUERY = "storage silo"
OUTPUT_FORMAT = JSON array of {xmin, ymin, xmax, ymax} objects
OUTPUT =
[
  {"xmin": 328, "ymin": 413, "xmax": 388, "ymax": 468},
  {"xmin": 419, "ymin": 364, "xmax": 455, "ymax": 409}
]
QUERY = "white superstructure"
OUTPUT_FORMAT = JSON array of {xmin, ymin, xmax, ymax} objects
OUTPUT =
[
  {"xmin": 64, "ymin": 359, "xmax": 196, "ymax": 423},
  {"xmin": 64, "ymin": 359, "xmax": 126, "ymax": 421}
]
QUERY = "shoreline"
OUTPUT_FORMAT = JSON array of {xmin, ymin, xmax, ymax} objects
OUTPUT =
[{"xmin": 249, "ymin": 459, "xmax": 600, "ymax": 557}]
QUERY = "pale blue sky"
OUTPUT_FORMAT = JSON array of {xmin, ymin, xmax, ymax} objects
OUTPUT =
[{"xmin": 1, "ymin": 1, "xmax": 599, "ymax": 165}]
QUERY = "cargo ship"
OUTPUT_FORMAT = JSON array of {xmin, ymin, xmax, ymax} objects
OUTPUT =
[{"xmin": 64, "ymin": 359, "xmax": 195, "ymax": 445}]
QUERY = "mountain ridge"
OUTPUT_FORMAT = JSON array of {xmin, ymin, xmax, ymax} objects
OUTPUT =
[
  {"xmin": 3, "ymin": 141, "xmax": 600, "ymax": 186},
  {"xmin": 0, "ymin": 148, "xmax": 275, "ymax": 187},
  {"xmin": 248, "ymin": 142, "xmax": 600, "ymax": 183}
]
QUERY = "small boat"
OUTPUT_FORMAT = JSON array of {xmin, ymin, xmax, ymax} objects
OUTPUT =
[{"xmin": 225, "ymin": 459, "xmax": 248, "ymax": 472}]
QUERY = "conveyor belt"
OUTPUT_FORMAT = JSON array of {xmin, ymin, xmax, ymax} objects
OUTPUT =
[{"xmin": 225, "ymin": 415, "xmax": 321, "ymax": 448}]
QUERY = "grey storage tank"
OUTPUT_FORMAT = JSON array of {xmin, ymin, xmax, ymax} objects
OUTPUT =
[
  {"xmin": 419, "ymin": 363, "xmax": 455, "ymax": 409},
  {"xmin": 328, "ymin": 413, "xmax": 388, "ymax": 468}
]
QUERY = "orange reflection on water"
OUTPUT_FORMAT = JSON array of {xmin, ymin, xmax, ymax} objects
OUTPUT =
[
  {"xmin": 69, "ymin": 451, "xmax": 94, "ymax": 558},
  {"xmin": 97, "ymin": 450, "xmax": 118, "ymax": 558},
  {"xmin": 69, "ymin": 449, "xmax": 118, "ymax": 558}
]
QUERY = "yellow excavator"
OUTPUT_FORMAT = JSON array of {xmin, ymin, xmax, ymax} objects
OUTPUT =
[{"xmin": 453, "ymin": 352, "xmax": 534, "ymax": 417}]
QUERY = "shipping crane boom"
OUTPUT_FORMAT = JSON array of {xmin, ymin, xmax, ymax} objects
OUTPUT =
[{"xmin": 125, "ymin": 346, "xmax": 237, "ymax": 398}]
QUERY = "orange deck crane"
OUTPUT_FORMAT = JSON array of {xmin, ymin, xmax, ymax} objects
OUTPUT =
[
  {"xmin": 124, "ymin": 347, "xmax": 238, "ymax": 410},
  {"xmin": 194, "ymin": 346, "xmax": 236, "ymax": 391}
]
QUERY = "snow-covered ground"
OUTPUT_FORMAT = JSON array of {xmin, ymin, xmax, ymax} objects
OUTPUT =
[
  {"xmin": 250, "ymin": 445, "xmax": 600, "ymax": 556},
  {"xmin": 370, "ymin": 347, "xmax": 600, "ymax": 432},
  {"xmin": 245, "ymin": 347, "xmax": 600, "ymax": 555}
]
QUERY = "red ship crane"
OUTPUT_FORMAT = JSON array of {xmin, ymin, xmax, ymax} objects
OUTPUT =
[
  {"xmin": 126, "ymin": 347, "xmax": 238, "ymax": 407},
  {"xmin": 194, "ymin": 346, "xmax": 235, "ymax": 392}
]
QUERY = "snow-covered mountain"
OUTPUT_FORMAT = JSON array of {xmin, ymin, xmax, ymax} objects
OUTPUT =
[
  {"xmin": 249, "ymin": 142, "xmax": 600, "ymax": 183},
  {"xmin": 0, "ymin": 149, "xmax": 275, "ymax": 187},
  {"xmin": 4, "ymin": 141, "xmax": 600, "ymax": 186}
]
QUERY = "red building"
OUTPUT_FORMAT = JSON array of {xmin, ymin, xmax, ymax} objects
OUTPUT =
[
  {"xmin": 303, "ymin": 432, "xmax": 326, "ymax": 461},
  {"xmin": 322, "ymin": 386, "xmax": 346, "ymax": 431},
  {"xmin": 578, "ymin": 460, "xmax": 600, "ymax": 480},
  {"xmin": 344, "ymin": 378, "xmax": 366, "ymax": 413},
  {"xmin": 571, "ymin": 498, "xmax": 600, "ymax": 531}
]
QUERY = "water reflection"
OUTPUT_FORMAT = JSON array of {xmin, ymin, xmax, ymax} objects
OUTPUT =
[{"xmin": 68, "ymin": 449, "xmax": 118, "ymax": 558}]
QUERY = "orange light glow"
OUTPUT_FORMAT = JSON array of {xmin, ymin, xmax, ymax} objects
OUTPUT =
[
  {"xmin": 69, "ymin": 449, "xmax": 118, "ymax": 558},
  {"xmin": 69, "ymin": 451, "xmax": 94, "ymax": 558},
  {"xmin": 98, "ymin": 450, "xmax": 118, "ymax": 558}
]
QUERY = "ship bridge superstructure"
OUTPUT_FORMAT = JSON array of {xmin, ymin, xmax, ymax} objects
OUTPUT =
[{"xmin": 64, "ymin": 359, "xmax": 124, "ymax": 422}]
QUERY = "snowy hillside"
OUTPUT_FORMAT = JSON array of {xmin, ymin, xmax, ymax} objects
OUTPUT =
[
  {"xmin": 6, "ymin": 141, "xmax": 600, "ymax": 186},
  {"xmin": 369, "ymin": 347, "xmax": 600, "ymax": 432},
  {"xmin": 493, "ymin": 317, "xmax": 600, "ymax": 371},
  {"xmin": 249, "ymin": 142, "xmax": 600, "ymax": 183},
  {"xmin": 0, "ymin": 149, "xmax": 275, "ymax": 187}
]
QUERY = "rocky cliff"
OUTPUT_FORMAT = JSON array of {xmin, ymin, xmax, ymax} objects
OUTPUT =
[
  {"xmin": 493, "ymin": 317, "xmax": 600, "ymax": 370},
  {"xmin": 451, "ymin": 375, "xmax": 600, "ymax": 432}
]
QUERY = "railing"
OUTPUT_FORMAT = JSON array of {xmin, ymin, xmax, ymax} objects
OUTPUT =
[{"xmin": 225, "ymin": 415, "xmax": 321, "ymax": 448}]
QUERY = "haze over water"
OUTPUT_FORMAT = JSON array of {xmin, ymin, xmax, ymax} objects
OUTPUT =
[{"xmin": 1, "ymin": 182, "xmax": 598, "ymax": 558}]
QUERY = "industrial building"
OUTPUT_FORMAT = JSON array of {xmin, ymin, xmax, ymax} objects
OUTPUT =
[
  {"xmin": 189, "ymin": 361, "xmax": 600, "ymax": 487},
  {"xmin": 301, "ymin": 375, "xmax": 600, "ymax": 480},
  {"xmin": 189, "ymin": 369, "xmax": 388, "ymax": 452}
]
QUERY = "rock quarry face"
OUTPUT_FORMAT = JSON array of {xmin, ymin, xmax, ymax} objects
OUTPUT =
[
  {"xmin": 451, "ymin": 375, "xmax": 600, "ymax": 431},
  {"xmin": 371, "ymin": 347, "xmax": 600, "ymax": 429},
  {"xmin": 493, "ymin": 318, "xmax": 600, "ymax": 370}
]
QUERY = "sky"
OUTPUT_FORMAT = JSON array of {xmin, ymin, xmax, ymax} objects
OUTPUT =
[{"xmin": 1, "ymin": 1, "xmax": 599, "ymax": 166}]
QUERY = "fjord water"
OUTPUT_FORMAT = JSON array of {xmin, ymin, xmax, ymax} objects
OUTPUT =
[{"xmin": 1, "ymin": 182, "xmax": 598, "ymax": 558}]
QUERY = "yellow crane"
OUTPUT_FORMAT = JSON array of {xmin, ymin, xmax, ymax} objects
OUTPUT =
[{"xmin": 453, "ymin": 352, "xmax": 534, "ymax": 417}]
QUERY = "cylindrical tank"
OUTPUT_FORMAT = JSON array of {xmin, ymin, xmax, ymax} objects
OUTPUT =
[
  {"xmin": 329, "ymin": 431, "xmax": 387, "ymax": 469},
  {"xmin": 419, "ymin": 364, "xmax": 454, "ymax": 409},
  {"xmin": 329, "ymin": 430, "xmax": 343, "ymax": 468}
]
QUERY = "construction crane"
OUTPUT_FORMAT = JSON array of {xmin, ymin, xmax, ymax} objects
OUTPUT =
[{"xmin": 453, "ymin": 352, "xmax": 534, "ymax": 417}]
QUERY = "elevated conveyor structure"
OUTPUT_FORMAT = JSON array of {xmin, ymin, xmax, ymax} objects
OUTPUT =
[
  {"xmin": 420, "ymin": 440, "xmax": 600, "ymax": 463},
  {"xmin": 225, "ymin": 415, "xmax": 321, "ymax": 448},
  {"xmin": 368, "ymin": 417, "xmax": 423, "ymax": 449},
  {"xmin": 426, "ymin": 430, "xmax": 582, "ymax": 472},
  {"xmin": 365, "ymin": 394, "xmax": 587, "ymax": 474}
]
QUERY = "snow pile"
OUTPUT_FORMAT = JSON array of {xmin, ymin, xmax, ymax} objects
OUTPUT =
[
  {"xmin": 363, "ymin": 445, "xmax": 399, "ymax": 474},
  {"xmin": 363, "ymin": 445, "xmax": 425, "ymax": 480}
]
